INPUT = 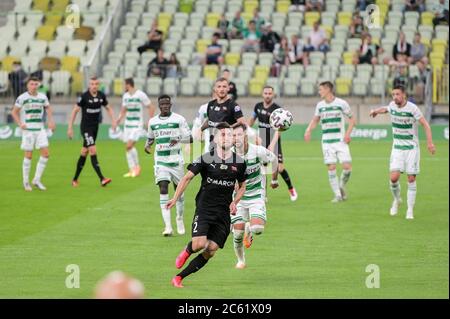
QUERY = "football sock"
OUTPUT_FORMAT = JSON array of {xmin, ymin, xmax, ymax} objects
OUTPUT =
[
  {"xmin": 328, "ymin": 169, "xmax": 341, "ymax": 198},
  {"xmin": 340, "ymin": 169, "xmax": 351, "ymax": 188},
  {"xmin": 390, "ymin": 181, "xmax": 401, "ymax": 202},
  {"xmin": 126, "ymin": 150, "xmax": 134, "ymax": 170},
  {"xmin": 176, "ymin": 195, "xmax": 185, "ymax": 218},
  {"xmin": 177, "ymin": 254, "xmax": 209, "ymax": 279},
  {"xmin": 280, "ymin": 169, "xmax": 293, "ymax": 189},
  {"xmin": 90, "ymin": 155, "xmax": 105, "ymax": 180},
  {"xmin": 33, "ymin": 156, "xmax": 48, "ymax": 182},
  {"xmin": 407, "ymin": 181, "xmax": 417, "ymax": 211},
  {"xmin": 130, "ymin": 147, "xmax": 139, "ymax": 167},
  {"xmin": 250, "ymin": 224, "xmax": 264, "ymax": 235},
  {"xmin": 186, "ymin": 241, "xmax": 194, "ymax": 254},
  {"xmin": 233, "ymin": 229, "xmax": 245, "ymax": 264},
  {"xmin": 23, "ymin": 157, "xmax": 31, "ymax": 183},
  {"xmin": 160, "ymin": 194, "xmax": 172, "ymax": 230},
  {"xmin": 73, "ymin": 155, "xmax": 86, "ymax": 181}
]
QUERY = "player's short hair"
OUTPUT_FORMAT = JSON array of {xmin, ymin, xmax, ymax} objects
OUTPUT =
[
  {"xmin": 158, "ymin": 94, "xmax": 171, "ymax": 103},
  {"xmin": 263, "ymin": 85, "xmax": 274, "ymax": 92},
  {"xmin": 215, "ymin": 122, "xmax": 231, "ymax": 130},
  {"xmin": 222, "ymin": 68, "xmax": 230, "ymax": 73},
  {"xmin": 393, "ymin": 84, "xmax": 406, "ymax": 93},
  {"xmin": 212, "ymin": 32, "xmax": 221, "ymax": 38},
  {"xmin": 215, "ymin": 77, "xmax": 228, "ymax": 84},
  {"xmin": 90, "ymin": 76, "xmax": 98, "ymax": 81},
  {"xmin": 319, "ymin": 81, "xmax": 334, "ymax": 91},
  {"xmin": 233, "ymin": 123, "xmax": 247, "ymax": 131},
  {"xmin": 125, "ymin": 78, "xmax": 134, "ymax": 87},
  {"xmin": 27, "ymin": 76, "xmax": 40, "ymax": 84}
]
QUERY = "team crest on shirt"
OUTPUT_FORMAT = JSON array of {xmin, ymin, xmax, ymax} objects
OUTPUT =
[
  {"xmin": 234, "ymin": 105, "xmax": 241, "ymax": 112},
  {"xmin": 220, "ymin": 164, "xmax": 228, "ymax": 170},
  {"xmin": 94, "ymin": 98, "xmax": 98, "ymax": 102},
  {"xmin": 215, "ymin": 107, "xmax": 220, "ymax": 111}
]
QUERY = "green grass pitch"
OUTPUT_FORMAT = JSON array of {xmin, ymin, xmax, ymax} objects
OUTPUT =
[{"xmin": 0, "ymin": 139, "xmax": 448, "ymax": 298}]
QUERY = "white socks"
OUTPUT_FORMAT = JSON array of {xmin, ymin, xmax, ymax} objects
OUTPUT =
[
  {"xmin": 126, "ymin": 147, "xmax": 139, "ymax": 170},
  {"xmin": 33, "ymin": 156, "xmax": 48, "ymax": 182},
  {"xmin": 340, "ymin": 169, "xmax": 351, "ymax": 188},
  {"xmin": 23, "ymin": 157, "xmax": 31, "ymax": 183},
  {"xmin": 176, "ymin": 195, "xmax": 185, "ymax": 219},
  {"xmin": 160, "ymin": 194, "xmax": 172, "ymax": 230},
  {"xmin": 328, "ymin": 169, "xmax": 341, "ymax": 198},
  {"xmin": 233, "ymin": 229, "xmax": 245, "ymax": 264},
  {"xmin": 390, "ymin": 181, "xmax": 401, "ymax": 202},
  {"xmin": 407, "ymin": 181, "xmax": 417, "ymax": 212},
  {"xmin": 250, "ymin": 224, "xmax": 264, "ymax": 235}
]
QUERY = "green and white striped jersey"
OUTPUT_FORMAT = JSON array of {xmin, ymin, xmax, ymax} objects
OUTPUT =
[
  {"xmin": 122, "ymin": 90, "xmax": 151, "ymax": 129},
  {"xmin": 14, "ymin": 92, "xmax": 50, "ymax": 131},
  {"xmin": 388, "ymin": 101, "xmax": 423, "ymax": 150},
  {"xmin": 236, "ymin": 143, "xmax": 276, "ymax": 202},
  {"xmin": 147, "ymin": 112, "xmax": 191, "ymax": 167},
  {"xmin": 314, "ymin": 97, "xmax": 353, "ymax": 144}
]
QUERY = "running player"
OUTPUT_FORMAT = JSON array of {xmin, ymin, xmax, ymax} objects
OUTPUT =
[
  {"xmin": 11, "ymin": 77, "xmax": 55, "ymax": 191},
  {"xmin": 115, "ymin": 78, "xmax": 155, "ymax": 178},
  {"xmin": 145, "ymin": 95, "xmax": 192, "ymax": 236},
  {"xmin": 248, "ymin": 86, "xmax": 298, "ymax": 201},
  {"xmin": 231, "ymin": 123, "xmax": 278, "ymax": 269},
  {"xmin": 369, "ymin": 85, "xmax": 435, "ymax": 219},
  {"xmin": 304, "ymin": 81, "xmax": 356, "ymax": 202},
  {"xmin": 68, "ymin": 76, "xmax": 116, "ymax": 187},
  {"xmin": 168, "ymin": 122, "xmax": 247, "ymax": 288}
]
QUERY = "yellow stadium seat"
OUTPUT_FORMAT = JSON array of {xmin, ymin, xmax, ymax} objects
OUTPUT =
[
  {"xmin": 45, "ymin": 12, "xmax": 63, "ymax": 27},
  {"xmin": 335, "ymin": 78, "xmax": 352, "ymax": 96},
  {"xmin": 421, "ymin": 37, "xmax": 431, "ymax": 49},
  {"xmin": 430, "ymin": 51, "xmax": 445, "ymax": 60},
  {"xmin": 276, "ymin": 0, "xmax": 290, "ymax": 13},
  {"xmin": 196, "ymin": 39, "xmax": 211, "ymax": 54},
  {"xmin": 421, "ymin": 11, "xmax": 434, "ymax": 26},
  {"xmin": 40, "ymin": 56, "xmax": 60, "ymax": 71},
  {"xmin": 254, "ymin": 65, "xmax": 269, "ymax": 81},
  {"xmin": 113, "ymin": 78, "xmax": 124, "ymax": 96},
  {"xmin": 36, "ymin": 25, "xmax": 55, "ymax": 41},
  {"xmin": 431, "ymin": 59, "xmax": 444, "ymax": 69},
  {"xmin": 225, "ymin": 53, "xmax": 240, "ymax": 66},
  {"xmin": 204, "ymin": 65, "xmax": 219, "ymax": 80},
  {"xmin": 305, "ymin": 12, "xmax": 320, "ymax": 26},
  {"xmin": 372, "ymin": 37, "xmax": 381, "ymax": 45},
  {"xmin": 33, "ymin": 0, "xmax": 50, "ymax": 12},
  {"xmin": 249, "ymin": 78, "xmax": 265, "ymax": 96},
  {"xmin": 432, "ymin": 39, "xmax": 448, "ymax": 53},
  {"xmin": 158, "ymin": 13, "xmax": 172, "ymax": 33},
  {"xmin": 206, "ymin": 13, "xmax": 221, "ymax": 28},
  {"xmin": 1, "ymin": 56, "xmax": 20, "ymax": 72},
  {"xmin": 244, "ymin": 0, "xmax": 259, "ymax": 13},
  {"xmin": 338, "ymin": 12, "xmax": 352, "ymax": 26},
  {"xmin": 61, "ymin": 56, "xmax": 80, "ymax": 73},
  {"xmin": 71, "ymin": 71, "xmax": 83, "ymax": 95},
  {"xmin": 343, "ymin": 52, "xmax": 354, "ymax": 65},
  {"xmin": 321, "ymin": 25, "xmax": 333, "ymax": 38},
  {"xmin": 51, "ymin": 0, "xmax": 70, "ymax": 12}
]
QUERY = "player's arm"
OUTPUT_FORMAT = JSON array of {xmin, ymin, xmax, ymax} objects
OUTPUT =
[
  {"xmin": 145, "ymin": 121, "xmax": 155, "ymax": 154},
  {"xmin": 230, "ymin": 181, "xmax": 246, "ymax": 215},
  {"xmin": 115, "ymin": 106, "xmax": 127, "ymax": 126},
  {"xmin": 304, "ymin": 115, "xmax": 320, "ymax": 142},
  {"xmin": 369, "ymin": 106, "xmax": 389, "ymax": 117},
  {"xmin": 419, "ymin": 117, "xmax": 436, "ymax": 155},
  {"xmin": 166, "ymin": 171, "xmax": 195, "ymax": 209},
  {"xmin": 45, "ymin": 104, "xmax": 56, "ymax": 131},
  {"xmin": 11, "ymin": 105, "xmax": 26, "ymax": 130},
  {"xmin": 104, "ymin": 104, "xmax": 117, "ymax": 130},
  {"xmin": 67, "ymin": 104, "xmax": 81, "ymax": 139},
  {"xmin": 200, "ymin": 118, "xmax": 209, "ymax": 132},
  {"xmin": 344, "ymin": 116, "xmax": 356, "ymax": 144}
]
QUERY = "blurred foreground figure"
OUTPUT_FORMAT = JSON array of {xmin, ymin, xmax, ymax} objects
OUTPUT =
[{"xmin": 94, "ymin": 271, "xmax": 145, "ymax": 299}]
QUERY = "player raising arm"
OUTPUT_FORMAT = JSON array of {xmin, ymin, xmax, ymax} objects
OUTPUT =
[{"xmin": 370, "ymin": 85, "xmax": 435, "ymax": 219}]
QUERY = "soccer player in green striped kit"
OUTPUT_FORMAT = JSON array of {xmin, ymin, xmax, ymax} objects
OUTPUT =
[
  {"xmin": 231, "ymin": 123, "xmax": 279, "ymax": 269},
  {"xmin": 370, "ymin": 85, "xmax": 435, "ymax": 219},
  {"xmin": 304, "ymin": 81, "xmax": 356, "ymax": 203},
  {"xmin": 145, "ymin": 95, "xmax": 192, "ymax": 236}
]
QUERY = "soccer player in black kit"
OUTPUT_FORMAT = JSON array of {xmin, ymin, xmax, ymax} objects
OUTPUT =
[
  {"xmin": 200, "ymin": 77, "xmax": 247, "ymax": 142},
  {"xmin": 67, "ymin": 76, "xmax": 116, "ymax": 187},
  {"xmin": 248, "ymin": 86, "xmax": 298, "ymax": 201},
  {"xmin": 166, "ymin": 122, "xmax": 247, "ymax": 288}
]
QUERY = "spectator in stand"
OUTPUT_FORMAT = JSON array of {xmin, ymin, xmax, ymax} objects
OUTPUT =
[
  {"xmin": 306, "ymin": 0, "xmax": 323, "ymax": 12},
  {"xmin": 241, "ymin": 20, "xmax": 262, "ymax": 53},
  {"xmin": 353, "ymin": 34, "xmax": 383, "ymax": 65},
  {"xmin": 9, "ymin": 62, "xmax": 28, "ymax": 99},
  {"xmin": 147, "ymin": 49, "xmax": 170, "ymax": 78},
  {"xmin": 309, "ymin": 21, "xmax": 329, "ymax": 52},
  {"xmin": 166, "ymin": 53, "xmax": 181, "ymax": 78},
  {"xmin": 230, "ymin": 11, "xmax": 245, "ymax": 39},
  {"xmin": 253, "ymin": 8, "xmax": 266, "ymax": 32},
  {"xmin": 272, "ymin": 36, "xmax": 290, "ymax": 77},
  {"xmin": 409, "ymin": 33, "xmax": 428, "ymax": 66},
  {"xmin": 403, "ymin": 0, "xmax": 425, "ymax": 13},
  {"xmin": 288, "ymin": 34, "xmax": 309, "ymax": 66},
  {"xmin": 217, "ymin": 14, "xmax": 230, "ymax": 39},
  {"xmin": 350, "ymin": 12, "xmax": 365, "ymax": 38},
  {"xmin": 389, "ymin": 31, "xmax": 412, "ymax": 65},
  {"xmin": 290, "ymin": 0, "xmax": 306, "ymax": 12},
  {"xmin": 432, "ymin": 0, "xmax": 449, "ymax": 26},
  {"xmin": 260, "ymin": 23, "xmax": 281, "ymax": 53},
  {"xmin": 137, "ymin": 21, "xmax": 164, "ymax": 54},
  {"xmin": 203, "ymin": 33, "xmax": 224, "ymax": 66},
  {"xmin": 222, "ymin": 69, "xmax": 238, "ymax": 101}
]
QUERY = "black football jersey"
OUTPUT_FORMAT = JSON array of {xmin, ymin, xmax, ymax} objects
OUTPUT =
[
  {"xmin": 253, "ymin": 102, "xmax": 282, "ymax": 148},
  {"xmin": 77, "ymin": 90, "xmax": 108, "ymax": 127}
]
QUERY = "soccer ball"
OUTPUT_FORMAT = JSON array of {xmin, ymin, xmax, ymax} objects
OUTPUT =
[{"xmin": 269, "ymin": 108, "xmax": 293, "ymax": 131}]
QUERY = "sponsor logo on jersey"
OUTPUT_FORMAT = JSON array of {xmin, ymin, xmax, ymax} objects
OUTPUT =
[
  {"xmin": 86, "ymin": 108, "xmax": 101, "ymax": 113},
  {"xmin": 207, "ymin": 177, "xmax": 235, "ymax": 187},
  {"xmin": 220, "ymin": 164, "xmax": 228, "ymax": 170}
]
